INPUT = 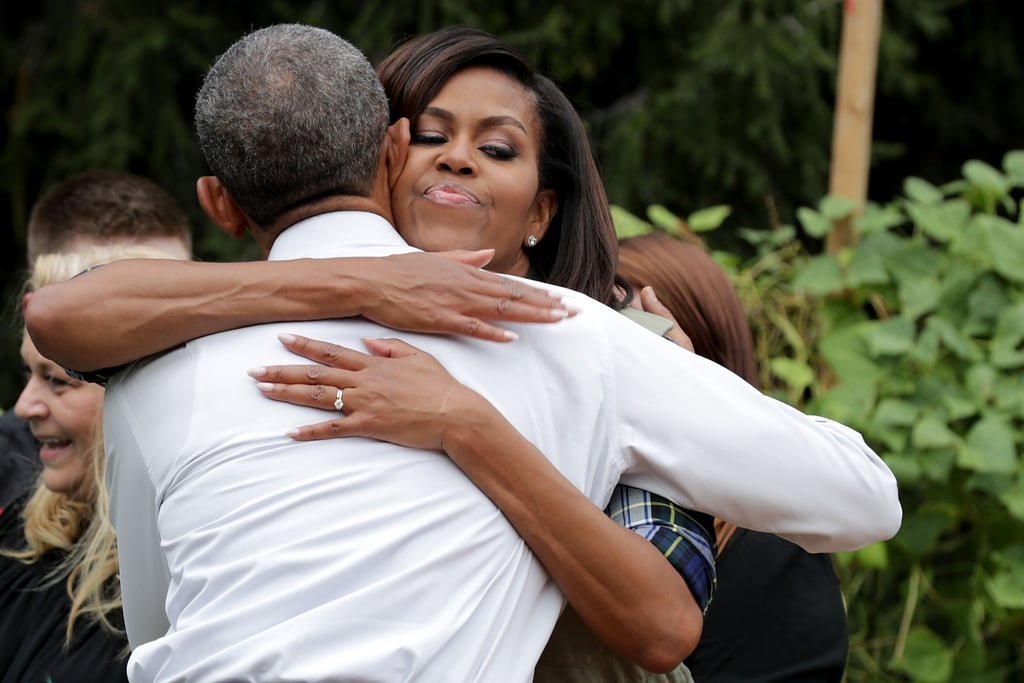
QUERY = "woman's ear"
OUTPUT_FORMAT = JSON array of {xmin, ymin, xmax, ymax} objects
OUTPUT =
[
  {"xmin": 528, "ymin": 189, "xmax": 558, "ymax": 243},
  {"xmin": 386, "ymin": 118, "xmax": 411, "ymax": 190},
  {"xmin": 196, "ymin": 176, "xmax": 249, "ymax": 239}
]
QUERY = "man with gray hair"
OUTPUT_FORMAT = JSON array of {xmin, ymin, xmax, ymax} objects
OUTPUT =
[{"xmin": 95, "ymin": 24, "xmax": 898, "ymax": 682}]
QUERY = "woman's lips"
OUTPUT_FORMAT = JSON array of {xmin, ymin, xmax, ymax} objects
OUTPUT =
[
  {"xmin": 424, "ymin": 183, "xmax": 480, "ymax": 206},
  {"xmin": 37, "ymin": 439, "xmax": 72, "ymax": 463}
]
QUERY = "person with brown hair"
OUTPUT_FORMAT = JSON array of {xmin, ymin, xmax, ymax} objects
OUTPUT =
[
  {"xmin": 617, "ymin": 232, "xmax": 850, "ymax": 682},
  {"xmin": 26, "ymin": 169, "xmax": 192, "ymax": 263}
]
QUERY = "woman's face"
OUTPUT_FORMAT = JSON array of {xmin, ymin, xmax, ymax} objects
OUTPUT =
[
  {"xmin": 392, "ymin": 66, "xmax": 556, "ymax": 277},
  {"xmin": 14, "ymin": 334, "xmax": 103, "ymax": 497}
]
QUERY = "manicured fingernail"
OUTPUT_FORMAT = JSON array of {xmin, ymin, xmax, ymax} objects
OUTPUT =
[
  {"xmin": 247, "ymin": 367, "xmax": 266, "ymax": 378},
  {"xmin": 255, "ymin": 382, "xmax": 274, "ymax": 392},
  {"xmin": 560, "ymin": 297, "xmax": 583, "ymax": 313},
  {"xmin": 644, "ymin": 286, "xmax": 661, "ymax": 304},
  {"xmin": 278, "ymin": 333, "xmax": 296, "ymax": 344},
  {"xmin": 285, "ymin": 428, "xmax": 301, "ymax": 438},
  {"xmin": 503, "ymin": 329, "xmax": 519, "ymax": 341}
]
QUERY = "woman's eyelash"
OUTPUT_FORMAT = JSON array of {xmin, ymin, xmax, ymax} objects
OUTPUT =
[
  {"xmin": 411, "ymin": 132, "xmax": 518, "ymax": 161},
  {"xmin": 481, "ymin": 144, "xmax": 517, "ymax": 160},
  {"xmin": 45, "ymin": 374, "xmax": 70, "ymax": 389},
  {"xmin": 411, "ymin": 132, "xmax": 446, "ymax": 144}
]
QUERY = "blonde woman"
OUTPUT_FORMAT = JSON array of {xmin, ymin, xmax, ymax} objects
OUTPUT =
[{"xmin": 1, "ymin": 245, "xmax": 178, "ymax": 683}]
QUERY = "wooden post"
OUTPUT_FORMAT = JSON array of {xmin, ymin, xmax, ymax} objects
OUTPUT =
[{"xmin": 826, "ymin": 0, "xmax": 883, "ymax": 253}]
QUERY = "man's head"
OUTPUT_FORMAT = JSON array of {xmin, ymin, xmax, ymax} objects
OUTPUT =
[
  {"xmin": 194, "ymin": 24, "xmax": 390, "ymax": 231},
  {"xmin": 27, "ymin": 170, "xmax": 192, "ymax": 262}
]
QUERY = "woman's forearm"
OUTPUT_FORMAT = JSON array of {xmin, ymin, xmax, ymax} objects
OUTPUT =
[
  {"xmin": 25, "ymin": 258, "xmax": 368, "ymax": 371},
  {"xmin": 442, "ymin": 392, "xmax": 701, "ymax": 672},
  {"xmin": 25, "ymin": 252, "xmax": 572, "ymax": 372}
]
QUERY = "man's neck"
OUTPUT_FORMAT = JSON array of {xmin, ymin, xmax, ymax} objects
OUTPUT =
[{"xmin": 257, "ymin": 195, "xmax": 394, "ymax": 256}]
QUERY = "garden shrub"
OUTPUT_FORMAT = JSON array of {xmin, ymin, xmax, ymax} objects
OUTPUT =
[{"xmin": 614, "ymin": 150, "xmax": 1024, "ymax": 682}]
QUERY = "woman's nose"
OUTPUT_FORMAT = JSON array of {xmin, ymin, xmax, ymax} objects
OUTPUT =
[
  {"xmin": 14, "ymin": 377, "xmax": 49, "ymax": 421},
  {"xmin": 436, "ymin": 139, "xmax": 476, "ymax": 175}
]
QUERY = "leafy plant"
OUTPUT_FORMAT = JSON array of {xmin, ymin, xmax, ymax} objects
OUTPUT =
[{"xmin": 614, "ymin": 150, "xmax": 1024, "ymax": 681}]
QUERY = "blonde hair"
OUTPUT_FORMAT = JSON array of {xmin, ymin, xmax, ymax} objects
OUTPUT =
[{"xmin": 4, "ymin": 244, "xmax": 180, "ymax": 645}]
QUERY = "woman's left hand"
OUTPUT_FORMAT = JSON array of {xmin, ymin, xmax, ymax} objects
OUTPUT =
[
  {"xmin": 635, "ymin": 286, "xmax": 693, "ymax": 351},
  {"xmin": 248, "ymin": 333, "xmax": 478, "ymax": 450}
]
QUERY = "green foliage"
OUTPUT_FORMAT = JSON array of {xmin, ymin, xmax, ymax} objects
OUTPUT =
[
  {"xmin": 3, "ymin": 1, "xmax": 1023, "ymax": 406},
  {"xmin": 614, "ymin": 151, "xmax": 1024, "ymax": 681}
]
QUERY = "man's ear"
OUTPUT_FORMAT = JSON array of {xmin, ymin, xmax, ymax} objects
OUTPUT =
[
  {"xmin": 196, "ymin": 176, "xmax": 248, "ymax": 239},
  {"xmin": 385, "ymin": 118, "xmax": 411, "ymax": 190}
]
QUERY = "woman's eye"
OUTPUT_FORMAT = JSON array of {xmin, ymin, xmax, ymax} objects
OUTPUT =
[
  {"xmin": 44, "ymin": 374, "xmax": 71, "ymax": 391},
  {"xmin": 480, "ymin": 144, "xmax": 517, "ymax": 160},
  {"xmin": 411, "ymin": 132, "xmax": 447, "ymax": 145}
]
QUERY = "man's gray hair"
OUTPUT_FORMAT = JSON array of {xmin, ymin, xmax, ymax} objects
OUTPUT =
[{"xmin": 195, "ymin": 24, "xmax": 388, "ymax": 225}]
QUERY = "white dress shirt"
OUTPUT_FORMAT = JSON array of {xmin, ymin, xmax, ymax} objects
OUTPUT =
[{"xmin": 104, "ymin": 211, "xmax": 900, "ymax": 682}]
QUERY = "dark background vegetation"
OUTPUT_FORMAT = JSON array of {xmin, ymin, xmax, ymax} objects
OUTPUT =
[{"xmin": 2, "ymin": 0, "xmax": 1022, "ymax": 407}]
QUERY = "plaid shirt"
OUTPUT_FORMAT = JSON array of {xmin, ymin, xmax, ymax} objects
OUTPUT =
[{"xmin": 605, "ymin": 484, "xmax": 717, "ymax": 613}]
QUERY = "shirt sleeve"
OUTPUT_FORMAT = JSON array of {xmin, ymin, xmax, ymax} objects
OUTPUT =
[
  {"xmin": 594, "ymin": 299, "xmax": 902, "ymax": 554},
  {"xmin": 605, "ymin": 484, "xmax": 716, "ymax": 613}
]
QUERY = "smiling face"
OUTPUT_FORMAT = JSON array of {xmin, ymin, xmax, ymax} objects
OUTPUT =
[
  {"xmin": 391, "ymin": 66, "xmax": 557, "ymax": 277},
  {"xmin": 14, "ymin": 334, "xmax": 104, "ymax": 498}
]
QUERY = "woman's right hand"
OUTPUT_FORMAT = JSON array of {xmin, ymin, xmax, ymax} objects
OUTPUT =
[
  {"xmin": 248, "ymin": 333, "xmax": 483, "ymax": 451},
  {"xmin": 350, "ymin": 249, "xmax": 576, "ymax": 342}
]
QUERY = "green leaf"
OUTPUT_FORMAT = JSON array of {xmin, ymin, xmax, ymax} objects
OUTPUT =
[
  {"xmin": 863, "ymin": 317, "xmax": 915, "ymax": 357},
  {"xmin": 819, "ymin": 325, "xmax": 887, "ymax": 385},
  {"xmin": 853, "ymin": 542, "xmax": 888, "ymax": 569},
  {"xmin": 964, "ymin": 159, "xmax": 1010, "ymax": 194},
  {"xmin": 990, "ymin": 303, "xmax": 1024, "ymax": 369},
  {"xmin": 912, "ymin": 413, "xmax": 958, "ymax": 449},
  {"xmin": 1004, "ymin": 150, "xmax": 1024, "ymax": 185},
  {"xmin": 906, "ymin": 199, "xmax": 971, "ymax": 243},
  {"xmin": 846, "ymin": 247, "xmax": 889, "ymax": 287},
  {"xmin": 986, "ymin": 564, "xmax": 1024, "ymax": 608},
  {"xmin": 792, "ymin": 254, "xmax": 844, "ymax": 294},
  {"xmin": 768, "ymin": 357, "xmax": 814, "ymax": 392},
  {"xmin": 919, "ymin": 448, "xmax": 956, "ymax": 482},
  {"xmin": 965, "ymin": 365, "xmax": 998, "ymax": 405},
  {"xmin": 874, "ymin": 398, "xmax": 920, "ymax": 427},
  {"xmin": 994, "ymin": 374, "xmax": 1024, "ymax": 413},
  {"xmin": 796, "ymin": 206, "xmax": 831, "ymax": 239},
  {"xmin": 890, "ymin": 626, "xmax": 954, "ymax": 683},
  {"xmin": 820, "ymin": 194, "xmax": 858, "ymax": 221},
  {"xmin": 611, "ymin": 205, "xmax": 653, "ymax": 238},
  {"xmin": 884, "ymin": 453, "xmax": 922, "ymax": 482},
  {"xmin": 813, "ymin": 381, "xmax": 878, "ymax": 425},
  {"xmin": 854, "ymin": 202, "xmax": 905, "ymax": 234},
  {"xmin": 885, "ymin": 244, "xmax": 946, "ymax": 287},
  {"xmin": 963, "ymin": 275, "xmax": 1009, "ymax": 337},
  {"xmin": 958, "ymin": 413, "xmax": 1017, "ymax": 474},
  {"xmin": 899, "ymin": 276, "xmax": 942, "ymax": 321},
  {"xmin": 926, "ymin": 316, "xmax": 983, "ymax": 362},
  {"xmin": 896, "ymin": 507, "xmax": 955, "ymax": 557},
  {"xmin": 904, "ymin": 177, "xmax": 945, "ymax": 204},
  {"xmin": 646, "ymin": 204, "xmax": 683, "ymax": 236},
  {"xmin": 981, "ymin": 215, "xmax": 1024, "ymax": 284},
  {"xmin": 998, "ymin": 485, "xmax": 1024, "ymax": 522},
  {"xmin": 686, "ymin": 204, "xmax": 731, "ymax": 232}
]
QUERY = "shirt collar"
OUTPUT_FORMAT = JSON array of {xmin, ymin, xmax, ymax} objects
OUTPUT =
[{"xmin": 268, "ymin": 212, "xmax": 412, "ymax": 261}]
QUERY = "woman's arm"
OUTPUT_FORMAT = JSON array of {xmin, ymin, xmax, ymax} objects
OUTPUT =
[
  {"xmin": 249, "ymin": 334, "xmax": 704, "ymax": 672},
  {"xmin": 24, "ymin": 250, "xmax": 573, "ymax": 372}
]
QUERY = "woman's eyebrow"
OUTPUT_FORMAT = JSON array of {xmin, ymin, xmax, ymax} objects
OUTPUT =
[{"xmin": 422, "ymin": 106, "xmax": 526, "ymax": 133}]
